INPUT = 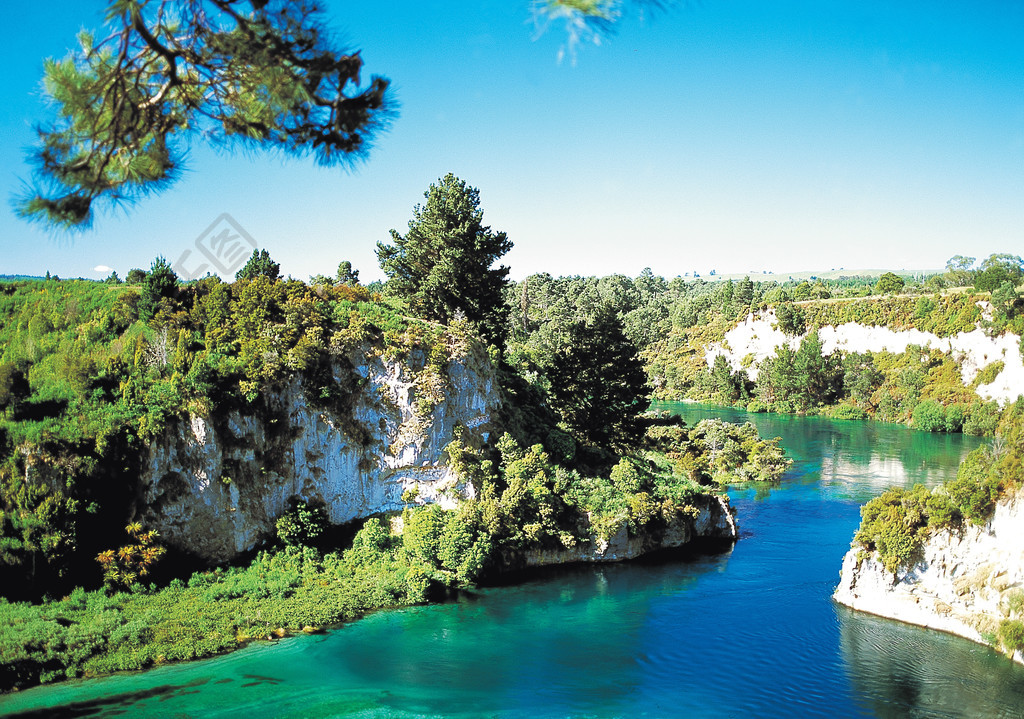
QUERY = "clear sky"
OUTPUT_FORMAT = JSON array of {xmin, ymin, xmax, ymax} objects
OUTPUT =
[{"xmin": 1, "ymin": 1, "xmax": 1022, "ymax": 282}]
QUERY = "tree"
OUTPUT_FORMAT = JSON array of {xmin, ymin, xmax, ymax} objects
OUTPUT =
[
  {"xmin": 945, "ymin": 255, "xmax": 976, "ymax": 287},
  {"xmin": 546, "ymin": 304, "xmax": 651, "ymax": 454},
  {"xmin": 794, "ymin": 330, "xmax": 842, "ymax": 408},
  {"xmin": 775, "ymin": 302, "xmax": 805, "ymax": 336},
  {"xmin": 992, "ymin": 281, "xmax": 1022, "ymax": 321},
  {"xmin": 875, "ymin": 272, "xmax": 905, "ymax": 295},
  {"xmin": 735, "ymin": 276, "xmax": 755, "ymax": 308},
  {"xmin": 126, "ymin": 268, "xmax": 147, "ymax": 284},
  {"xmin": 235, "ymin": 249, "xmax": 280, "ymax": 282},
  {"xmin": 974, "ymin": 254, "xmax": 1024, "ymax": 293},
  {"xmin": 18, "ymin": 0, "xmax": 392, "ymax": 229},
  {"xmin": 377, "ymin": 173, "xmax": 512, "ymax": 347},
  {"xmin": 335, "ymin": 261, "xmax": 360, "ymax": 286},
  {"xmin": 139, "ymin": 256, "xmax": 178, "ymax": 320}
]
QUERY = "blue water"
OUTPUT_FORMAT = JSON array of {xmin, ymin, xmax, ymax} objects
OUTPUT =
[{"xmin": 4, "ymin": 406, "xmax": 1024, "ymax": 718}]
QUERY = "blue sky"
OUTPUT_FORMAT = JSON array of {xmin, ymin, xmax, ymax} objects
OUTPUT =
[{"xmin": 1, "ymin": 1, "xmax": 1022, "ymax": 282}]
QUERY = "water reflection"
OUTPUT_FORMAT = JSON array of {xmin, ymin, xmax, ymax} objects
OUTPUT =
[
  {"xmin": 658, "ymin": 403, "xmax": 985, "ymax": 502},
  {"xmin": 0, "ymin": 545, "xmax": 735, "ymax": 719},
  {"xmin": 837, "ymin": 605, "xmax": 1024, "ymax": 718}
]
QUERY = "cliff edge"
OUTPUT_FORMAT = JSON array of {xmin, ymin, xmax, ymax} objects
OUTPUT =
[
  {"xmin": 140, "ymin": 341, "xmax": 501, "ymax": 563},
  {"xmin": 834, "ymin": 489, "xmax": 1024, "ymax": 664}
]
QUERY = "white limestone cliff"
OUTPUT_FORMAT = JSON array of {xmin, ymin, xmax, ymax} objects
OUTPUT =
[
  {"xmin": 833, "ymin": 490, "xmax": 1024, "ymax": 665},
  {"xmin": 705, "ymin": 310, "xmax": 1024, "ymax": 405},
  {"xmin": 139, "ymin": 343, "xmax": 500, "ymax": 563}
]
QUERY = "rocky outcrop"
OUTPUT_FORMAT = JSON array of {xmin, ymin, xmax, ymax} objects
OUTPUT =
[
  {"xmin": 833, "ymin": 490, "xmax": 1024, "ymax": 664},
  {"xmin": 139, "ymin": 343, "xmax": 501, "ymax": 563},
  {"xmin": 522, "ymin": 494, "xmax": 737, "ymax": 567}
]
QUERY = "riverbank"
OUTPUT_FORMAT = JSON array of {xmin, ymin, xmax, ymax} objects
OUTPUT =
[
  {"xmin": 0, "ymin": 491, "xmax": 738, "ymax": 694},
  {"xmin": 834, "ymin": 488, "xmax": 1024, "ymax": 665},
  {"xmin": 4, "ymin": 405, "xmax": 1014, "ymax": 719}
]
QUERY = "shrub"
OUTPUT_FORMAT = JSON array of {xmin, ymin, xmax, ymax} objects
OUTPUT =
[
  {"xmin": 746, "ymin": 399, "xmax": 768, "ymax": 413},
  {"xmin": 827, "ymin": 403, "xmax": 869, "ymax": 421},
  {"xmin": 964, "ymin": 401, "xmax": 1001, "ymax": 436},
  {"xmin": 275, "ymin": 499, "xmax": 329, "ymax": 547},
  {"xmin": 912, "ymin": 400, "xmax": 947, "ymax": 432},
  {"xmin": 998, "ymin": 620, "xmax": 1024, "ymax": 653}
]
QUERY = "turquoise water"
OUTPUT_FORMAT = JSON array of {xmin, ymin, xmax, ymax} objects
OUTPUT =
[{"xmin": 4, "ymin": 406, "xmax": 1024, "ymax": 718}]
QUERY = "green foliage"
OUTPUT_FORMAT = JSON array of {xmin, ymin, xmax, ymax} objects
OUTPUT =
[
  {"xmin": 825, "ymin": 403, "xmax": 869, "ymax": 421},
  {"xmin": 912, "ymin": 400, "xmax": 947, "ymax": 432},
  {"xmin": 972, "ymin": 361, "xmax": 1006, "ymax": 389},
  {"xmin": 377, "ymin": 173, "xmax": 512, "ymax": 348},
  {"xmin": 139, "ymin": 257, "xmax": 177, "ymax": 321},
  {"xmin": 275, "ymin": 500, "xmax": 329, "ymax": 548},
  {"xmin": 775, "ymin": 302, "xmax": 805, "ymax": 335},
  {"xmin": 874, "ymin": 272, "xmax": 906, "ymax": 295},
  {"xmin": 335, "ymin": 261, "xmax": 360, "ymax": 287},
  {"xmin": 547, "ymin": 304, "xmax": 651, "ymax": 456},
  {"xmin": 854, "ymin": 486, "xmax": 937, "ymax": 572},
  {"xmin": 18, "ymin": 0, "xmax": 391, "ymax": 229},
  {"xmin": 235, "ymin": 249, "xmax": 281, "ymax": 282},
  {"xmin": 998, "ymin": 620, "xmax": 1024, "ymax": 654}
]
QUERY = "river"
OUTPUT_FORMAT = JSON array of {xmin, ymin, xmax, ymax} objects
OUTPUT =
[{"xmin": 3, "ymin": 405, "xmax": 1024, "ymax": 718}]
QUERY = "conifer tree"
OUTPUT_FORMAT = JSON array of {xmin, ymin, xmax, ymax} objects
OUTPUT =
[
  {"xmin": 235, "ymin": 249, "xmax": 281, "ymax": 282},
  {"xmin": 547, "ymin": 304, "xmax": 651, "ymax": 454},
  {"xmin": 18, "ymin": 0, "xmax": 392, "ymax": 229},
  {"xmin": 377, "ymin": 173, "xmax": 512, "ymax": 348}
]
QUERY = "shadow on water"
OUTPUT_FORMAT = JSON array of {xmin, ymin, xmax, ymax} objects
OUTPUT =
[
  {"xmin": 837, "ymin": 605, "xmax": 1024, "ymax": 719},
  {"xmin": 2, "ymin": 679, "xmax": 210, "ymax": 718},
  {"xmin": 2, "ymin": 406, "xmax": 1015, "ymax": 718}
]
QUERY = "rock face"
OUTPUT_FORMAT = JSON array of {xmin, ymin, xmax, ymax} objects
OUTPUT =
[
  {"xmin": 523, "ymin": 495, "xmax": 737, "ymax": 567},
  {"xmin": 833, "ymin": 490, "xmax": 1024, "ymax": 664},
  {"xmin": 705, "ymin": 311, "xmax": 1024, "ymax": 405},
  {"xmin": 139, "ymin": 343, "xmax": 501, "ymax": 563}
]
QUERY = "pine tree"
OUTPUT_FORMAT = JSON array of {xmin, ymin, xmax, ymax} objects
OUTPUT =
[
  {"xmin": 235, "ymin": 249, "xmax": 281, "ymax": 282},
  {"xmin": 377, "ymin": 174, "xmax": 512, "ymax": 348},
  {"xmin": 139, "ymin": 256, "xmax": 178, "ymax": 320},
  {"xmin": 18, "ymin": 0, "xmax": 392, "ymax": 229},
  {"xmin": 547, "ymin": 305, "xmax": 651, "ymax": 454}
]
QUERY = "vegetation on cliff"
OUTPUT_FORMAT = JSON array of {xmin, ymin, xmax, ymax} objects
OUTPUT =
[
  {"xmin": 0, "ymin": 172, "xmax": 792, "ymax": 692},
  {"xmin": 0, "ymin": 418, "xmax": 788, "ymax": 692},
  {"xmin": 851, "ymin": 403, "xmax": 1024, "ymax": 575}
]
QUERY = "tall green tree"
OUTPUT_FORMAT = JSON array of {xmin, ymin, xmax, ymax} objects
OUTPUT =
[
  {"xmin": 377, "ymin": 173, "xmax": 512, "ymax": 347},
  {"xmin": 335, "ymin": 261, "xmax": 360, "ymax": 287},
  {"xmin": 139, "ymin": 256, "xmax": 178, "ymax": 320},
  {"xmin": 18, "ymin": 0, "xmax": 392, "ymax": 229},
  {"xmin": 235, "ymin": 249, "xmax": 281, "ymax": 282},
  {"xmin": 794, "ymin": 330, "xmax": 842, "ymax": 408},
  {"xmin": 546, "ymin": 304, "xmax": 651, "ymax": 455}
]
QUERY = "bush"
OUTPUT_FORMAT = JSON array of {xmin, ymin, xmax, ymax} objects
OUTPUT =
[
  {"xmin": 746, "ymin": 399, "xmax": 768, "ymax": 413},
  {"xmin": 998, "ymin": 620, "xmax": 1024, "ymax": 653},
  {"xmin": 827, "ymin": 403, "xmax": 868, "ymax": 421},
  {"xmin": 275, "ymin": 499, "xmax": 329, "ymax": 547},
  {"xmin": 947, "ymin": 450, "xmax": 1001, "ymax": 525},
  {"xmin": 964, "ymin": 401, "xmax": 1001, "ymax": 436},
  {"xmin": 912, "ymin": 400, "xmax": 947, "ymax": 432}
]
